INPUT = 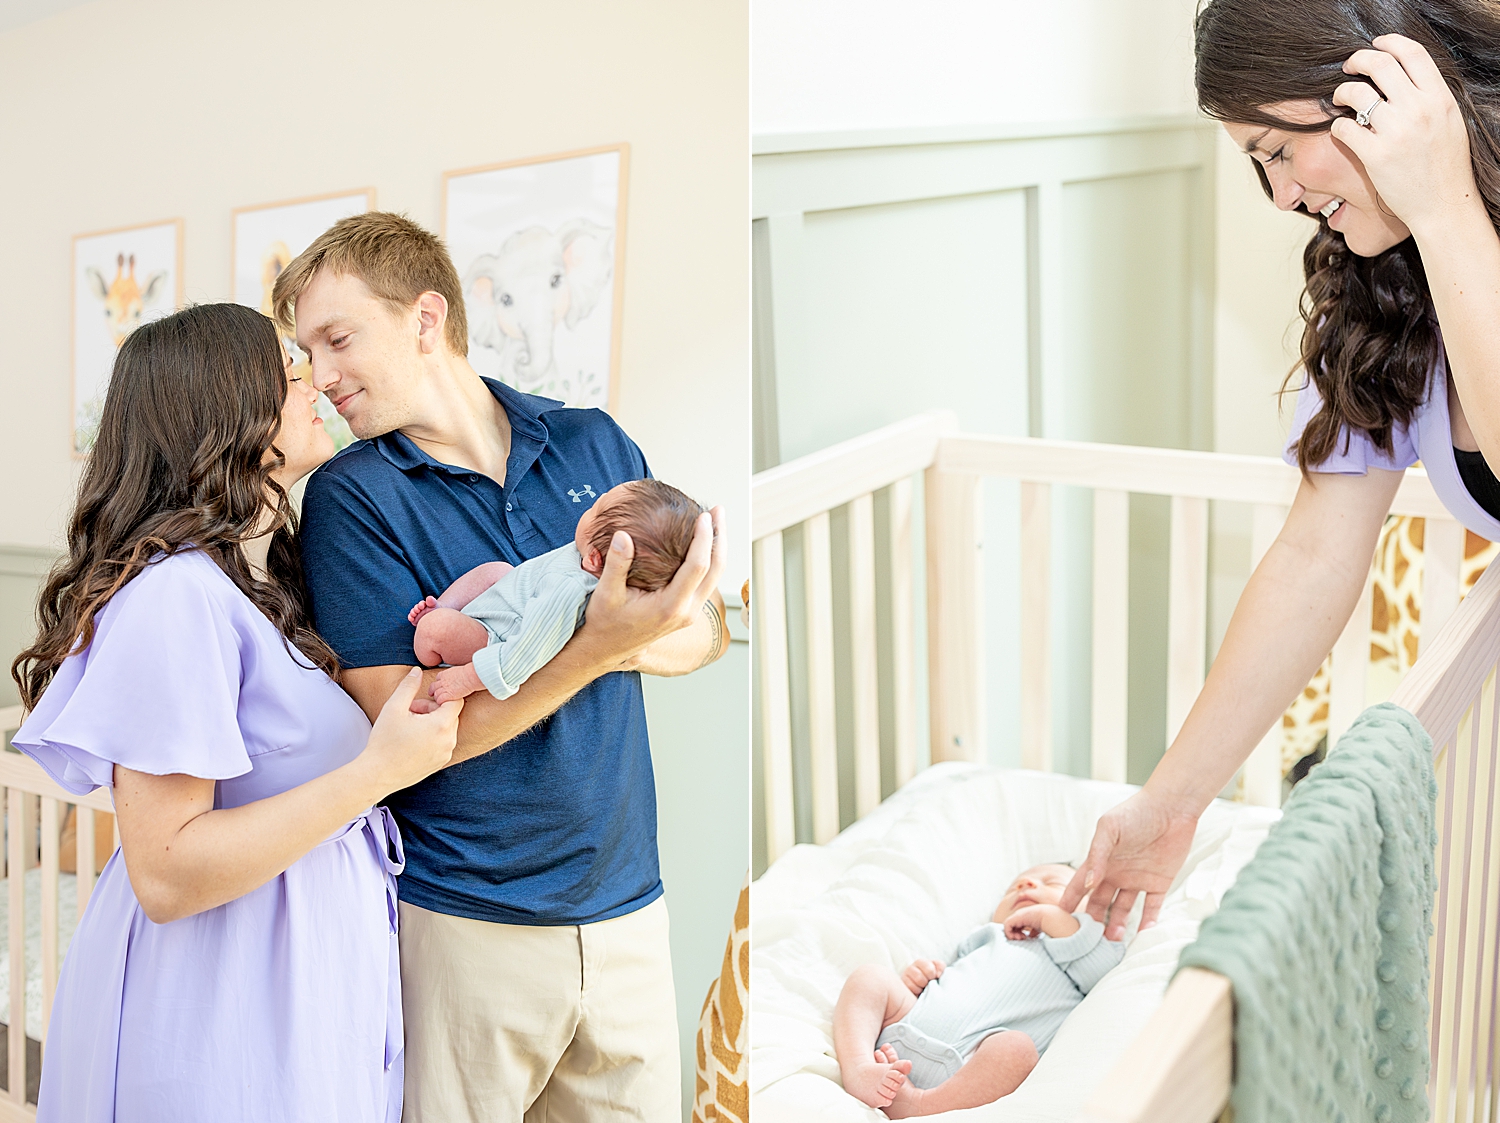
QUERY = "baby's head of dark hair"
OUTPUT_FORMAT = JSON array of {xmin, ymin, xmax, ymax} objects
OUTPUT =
[{"xmin": 587, "ymin": 479, "xmax": 706, "ymax": 591}]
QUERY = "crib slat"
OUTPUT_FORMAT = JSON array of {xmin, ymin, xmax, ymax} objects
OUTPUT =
[
  {"xmin": 40, "ymin": 798, "xmax": 57, "ymax": 1044},
  {"xmin": 887, "ymin": 479, "xmax": 917, "ymax": 789},
  {"xmin": 1243, "ymin": 504, "xmax": 1289, "ymax": 807},
  {"xmin": 1165, "ymin": 496, "xmax": 1208, "ymax": 749},
  {"xmin": 1479, "ymin": 699, "xmax": 1500, "ymax": 1123},
  {"xmin": 1020, "ymin": 481, "xmax": 1052, "ymax": 771},
  {"xmin": 1090, "ymin": 488, "xmax": 1129, "ymax": 783},
  {"xmin": 1450, "ymin": 676, "xmax": 1490, "ymax": 1119},
  {"xmin": 754, "ymin": 532, "xmax": 796, "ymax": 865},
  {"xmin": 804, "ymin": 512, "xmax": 840, "ymax": 844},
  {"xmin": 926, "ymin": 468, "xmax": 985, "ymax": 764},
  {"xmin": 1424, "ymin": 517, "xmax": 1466, "ymax": 657},
  {"xmin": 1328, "ymin": 572, "xmax": 1374, "ymax": 749},
  {"xmin": 1434, "ymin": 720, "xmax": 1465, "ymax": 1123},
  {"xmin": 76, "ymin": 807, "xmax": 96, "ymax": 917},
  {"xmin": 848, "ymin": 494, "xmax": 881, "ymax": 818},
  {"xmin": 8, "ymin": 790, "xmax": 23, "ymax": 1105}
]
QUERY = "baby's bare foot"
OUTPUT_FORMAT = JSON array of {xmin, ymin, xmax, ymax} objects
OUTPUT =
[
  {"xmin": 408, "ymin": 596, "xmax": 440, "ymax": 626},
  {"xmin": 882, "ymin": 1078, "xmax": 929, "ymax": 1119},
  {"xmin": 431, "ymin": 663, "xmax": 483, "ymax": 705},
  {"xmin": 842, "ymin": 1044, "xmax": 911, "ymax": 1109}
]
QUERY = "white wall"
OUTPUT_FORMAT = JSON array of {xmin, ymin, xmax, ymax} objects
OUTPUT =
[
  {"xmin": 753, "ymin": 0, "xmax": 1199, "ymax": 134},
  {"xmin": 0, "ymin": 0, "xmax": 749, "ymax": 583},
  {"xmin": 0, "ymin": 1, "xmax": 748, "ymax": 1114}
]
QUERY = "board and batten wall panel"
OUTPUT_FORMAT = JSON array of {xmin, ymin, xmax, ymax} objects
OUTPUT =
[
  {"xmin": 0, "ymin": 548, "xmax": 56, "ymax": 709},
  {"xmin": 752, "ymin": 119, "xmax": 1217, "ymax": 855}
]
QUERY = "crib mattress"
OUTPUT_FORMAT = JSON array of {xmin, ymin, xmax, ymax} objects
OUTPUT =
[{"xmin": 750, "ymin": 764, "xmax": 1279, "ymax": 1121}]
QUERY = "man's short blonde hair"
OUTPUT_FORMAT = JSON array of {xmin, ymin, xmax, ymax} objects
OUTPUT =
[{"xmin": 270, "ymin": 211, "xmax": 468, "ymax": 354}]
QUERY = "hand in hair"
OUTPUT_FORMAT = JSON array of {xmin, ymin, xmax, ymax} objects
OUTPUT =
[{"xmin": 1330, "ymin": 34, "xmax": 1479, "ymax": 237}]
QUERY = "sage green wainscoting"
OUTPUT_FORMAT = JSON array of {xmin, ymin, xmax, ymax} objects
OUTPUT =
[
  {"xmin": 0, "ymin": 546, "xmax": 55, "ymax": 708},
  {"xmin": 752, "ymin": 118, "xmax": 1218, "ymax": 869},
  {"xmin": 644, "ymin": 601, "xmax": 749, "ymax": 1113}
]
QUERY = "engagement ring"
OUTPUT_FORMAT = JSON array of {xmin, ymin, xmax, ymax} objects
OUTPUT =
[{"xmin": 1355, "ymin": 97, "xmax": 1384, "ymax": 128}]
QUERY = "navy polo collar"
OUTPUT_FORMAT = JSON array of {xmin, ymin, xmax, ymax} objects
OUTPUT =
[{"xmin": 370, "ymin": 378, "xmax": 562, "ymax": 476}]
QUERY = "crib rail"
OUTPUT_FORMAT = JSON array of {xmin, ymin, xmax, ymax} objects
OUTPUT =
[
  {"xmin": 0, "ymin": 705, "xmax": 111, "ymax": 1118},
  {"xmin": 1389, "ymin": 560, "xmax": 1500, "ymax": 1123},
  {"xmin": 753, "ymin": 411, "xmax": 1462, "ymax": 866}
]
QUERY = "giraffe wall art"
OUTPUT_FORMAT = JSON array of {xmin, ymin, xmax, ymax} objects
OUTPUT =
[{"xmin": 70, "ymin": 219, "xmax": 181, "ymax": 455}]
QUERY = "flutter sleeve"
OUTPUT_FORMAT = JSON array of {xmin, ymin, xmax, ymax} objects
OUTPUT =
[
  {"xmin": 1282, "ymin": 377, "xmax": 1419, "ymax": 474},
  {"xmin": 1042, "ymin": 915, "xmax": 1126, "ymax": 994},
  {"xmin": 12, "ymin": 557, "xmax": 252, "ymax": 794}
]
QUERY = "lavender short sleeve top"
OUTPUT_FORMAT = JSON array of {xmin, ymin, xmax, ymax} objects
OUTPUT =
[{"xmin": 1283, "ymin": 353, "xmax": 1500, "ymax": 541}]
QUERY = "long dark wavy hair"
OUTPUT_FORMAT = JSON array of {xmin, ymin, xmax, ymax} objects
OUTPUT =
[
  {"xmin": 1195, "ymin": 0, "xmax": 1500, "ymax": 471},
  {"xmin": 12, "ymin": 303, "xmax": 340, "ymax": 709}
]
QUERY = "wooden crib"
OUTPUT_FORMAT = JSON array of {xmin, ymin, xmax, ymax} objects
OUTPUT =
[
  {"xmin": 0, "ymin": 704, "xmax": 110, "ymax": 1118},
  {"xmin": 752, "ymin": 410, "xmax": 1494, "ymax": 1122}
]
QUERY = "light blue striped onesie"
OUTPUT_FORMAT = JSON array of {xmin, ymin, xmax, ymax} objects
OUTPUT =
[
  {"xmin": 876, "ymin": 916, "xmax": 1125, "ymax": 1089},
  {"xmin": 460, "ymin": 544, "xmax": 598, "ymax": 700}
]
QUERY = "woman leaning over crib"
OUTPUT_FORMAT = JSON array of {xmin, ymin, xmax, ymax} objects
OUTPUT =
[
  {"xmin": 10, "ymin": 303, "xmax": 461, "ymax": 1122},
  {"xmin": 1062, "ymin": 0, "xmax": 1500, "ymax": 937}
]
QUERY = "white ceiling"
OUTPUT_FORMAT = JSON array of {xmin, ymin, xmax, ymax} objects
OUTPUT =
[{"xmin": 0, "ymin": 0, "xmax": 101, "ymax": 35}]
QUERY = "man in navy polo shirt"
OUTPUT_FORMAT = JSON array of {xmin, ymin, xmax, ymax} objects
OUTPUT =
[{"xmin": 275, "ymin": 213, "xmax": 727, "ymax": 1122}]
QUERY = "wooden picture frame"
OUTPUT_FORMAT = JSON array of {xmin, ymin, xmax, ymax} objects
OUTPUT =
[
  {"xmin": 70, "ymin": 218, "xmax": 184, "ymax": 457},
  {"xmin": 229, "ymin": 187, "xmax": 375, "ymax": 311},
  {"xmin": 230, "ymin": 187, "xmax": 375, "ymax": 452},
  {"xmin": 442, "ymin": 143, "xmax": 629, "ymax": 414}
]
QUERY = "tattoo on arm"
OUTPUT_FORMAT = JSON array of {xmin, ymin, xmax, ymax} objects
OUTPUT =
[{"xmin": 698, "ymin": 599, "xmax": 725, "ymax": 669}]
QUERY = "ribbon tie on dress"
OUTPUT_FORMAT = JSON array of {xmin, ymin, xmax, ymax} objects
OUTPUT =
[{"xmin": 358, "ymin": 804, "xmax": 406, "ymax": 935}]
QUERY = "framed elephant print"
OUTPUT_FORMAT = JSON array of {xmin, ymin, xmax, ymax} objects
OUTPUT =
[
  {"xmin": 231, "ymin": 188, "xmax": 375, "ymax": 452},
  {"xmin": 443, "ymin": 144, "xmax": 629, "ymax": 411},
  {"xmin": 71, "ymin": 218, "xmax": 183, "ymax": 456}
]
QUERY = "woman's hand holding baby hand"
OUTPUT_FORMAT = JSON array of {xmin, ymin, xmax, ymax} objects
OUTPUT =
[
  {"xmin": 1004, "ymin": 904, "xmax": 1079, "ymax": 941},
  {"xmin": 357, "ymin": 668, "xmax": 462, "ymax": 795},
  {"xmin": 900, "ymin": 959, "xmax": 944, "ymax": 996}
]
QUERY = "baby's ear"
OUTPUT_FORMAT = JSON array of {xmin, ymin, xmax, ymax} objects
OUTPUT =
[{"xmin": 582, "ymin": 548, "xmax": 606, "ymax": 577}]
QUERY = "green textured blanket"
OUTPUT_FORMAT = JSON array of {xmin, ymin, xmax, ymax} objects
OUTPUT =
[{"xmin": 1178, "ymin": 703, "xmax": 1437, "ymax": 1123}]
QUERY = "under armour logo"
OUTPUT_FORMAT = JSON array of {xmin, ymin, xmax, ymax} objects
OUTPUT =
[{"xmin": 568, "ymin": 485, "xmax": 597, "ymax": 503}]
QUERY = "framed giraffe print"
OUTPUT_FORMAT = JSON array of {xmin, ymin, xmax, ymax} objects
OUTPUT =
[
  {"xmin": 231, "ymin": 188, "xmax": 374, "ymax": 452},
  {"xmin": 70, "ymin": 218, "xmax": 183, "ymax": 456},
  {"xmin": 443, "ymin": 144, "xmax": 629, "ymax": 412}
]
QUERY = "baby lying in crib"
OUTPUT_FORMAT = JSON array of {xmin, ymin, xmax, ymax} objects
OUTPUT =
[
  {"xmin": 833, "ymin": 862, "xmax": 1125, "ymax": 1117},
  {"xmin": 408, "ymin": 478, "xmax": 703, "ymax": 704}
]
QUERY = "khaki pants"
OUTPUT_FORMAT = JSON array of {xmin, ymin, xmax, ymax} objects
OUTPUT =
[{"xmin": 399, "ymin": 896, "xmax": 681, "ymax": 1123}]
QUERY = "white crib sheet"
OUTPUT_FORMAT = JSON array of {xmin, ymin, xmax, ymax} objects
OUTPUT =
[{"xmin": 751, "ymin": 766, "xmax": 1279, "ymax": 1122}]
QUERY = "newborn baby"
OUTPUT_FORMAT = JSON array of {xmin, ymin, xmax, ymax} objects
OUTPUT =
[
  {"xmin": 833, "ymin": 863, "xmax": 1125, "ymax": 1117},
  {"xmin": 408, "ymin": 478, "xmax": 704, "ymax": 704}
]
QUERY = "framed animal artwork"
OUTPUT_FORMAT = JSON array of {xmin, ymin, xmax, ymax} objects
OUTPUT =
[
  {"xmin": 443, "ymin": 144, "xmax": 629, "ymax": 412},
  {"xmin": 71, "ymin": 218, "xmax": 183, "ymax": 456},
  {"xmin": 231, "ymin": 188, "xmax": 375, "ymax": 452}
]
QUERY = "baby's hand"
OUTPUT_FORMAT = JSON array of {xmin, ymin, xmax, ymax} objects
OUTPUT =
[
  {"xmin": 900, "ymin": 959, "xmax": 945, "ymax": 996},
  {"xmin": 1004, "ymin": 904, "xmax": 1080, "ymax": 941},
  {"xmin": 409, "ymin": 596, "xmax": 440, "ymax": 626},
  {"xmin": 430, "ymin": 663, "xmax": 484, "ymax": 705}
]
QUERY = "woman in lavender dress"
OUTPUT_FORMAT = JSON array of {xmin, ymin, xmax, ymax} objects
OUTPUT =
[
  {"xmin": 1058, "ymin": 0, "xmax": 1500, "ymax": 934},
  {"xmin": 10, "ymin": 303, "xmax": 461, "ymax": 1122}
]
